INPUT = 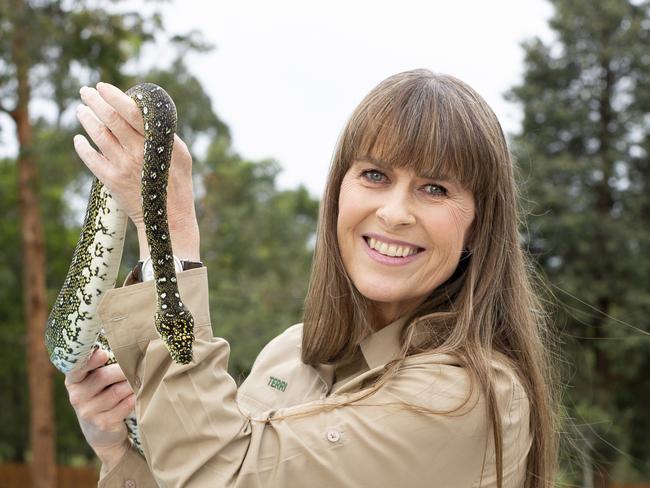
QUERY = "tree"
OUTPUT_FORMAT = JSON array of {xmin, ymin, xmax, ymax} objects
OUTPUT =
[
  {"xmin": 198, "ymin": 139, "xmax": 319, "ymax": 381},
  {"xmin": 0, "ymin": 4, "xmax": 314, "ymax": 471},
  {"xmin": 0, "ymin": 1, "xmax": 160, "ymax": 484},
  {"xmin": 506, "ymin": 0, "xmax": 650, "ymax": 484}
]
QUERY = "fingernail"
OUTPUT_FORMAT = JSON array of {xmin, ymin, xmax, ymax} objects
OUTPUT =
[
  {"xmin": 80, "ymin": 86, "xmax": 88, "ymax": 95},
  {"xmin": 73, "ymin": 134, "xmax": 83, "ymax": 145}
]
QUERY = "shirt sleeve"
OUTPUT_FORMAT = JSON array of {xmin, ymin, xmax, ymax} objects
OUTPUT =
[
  {"xmin": 97, "ymin": 266, "xmax": 527, "ymax": 488},
  {"xmin": 98, "ymin": 444, "xmax": 158, "ymax": 487}
]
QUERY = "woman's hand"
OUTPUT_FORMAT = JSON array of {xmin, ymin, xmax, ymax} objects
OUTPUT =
[
  {"xmin": 64, "ymin": 348, "xmax": 134, "ymax": 470},
  {"xmin": 73, "ymin": 82, "xmax": 200, "ymax": 261}
]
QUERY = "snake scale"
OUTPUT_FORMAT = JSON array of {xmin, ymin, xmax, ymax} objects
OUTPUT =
[{"xmin": 45, "ymin": 83, "xmax": 194, "ymax": 451}]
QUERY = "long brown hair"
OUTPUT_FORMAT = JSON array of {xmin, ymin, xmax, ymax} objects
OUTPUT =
[{"xmin": 301, "ymin": 69, "xmax": 560, "ymax": 487}]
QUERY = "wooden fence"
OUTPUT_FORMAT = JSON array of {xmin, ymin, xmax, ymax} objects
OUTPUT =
[{"xmin": 0, "ymin": 464, "xmax": 98, "ymax": 487}]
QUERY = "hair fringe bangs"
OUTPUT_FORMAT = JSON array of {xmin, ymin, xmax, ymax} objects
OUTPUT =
[{"xmin": 342, "ymin": 76, "xmax": 493, "ymax": 197}]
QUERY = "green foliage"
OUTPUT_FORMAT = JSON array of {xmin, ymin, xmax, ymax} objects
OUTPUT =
[
  {"xmin": 0, "ymin": 0, "xmax": 162, "ymax": 120},
  {"xmin": 0, "ymin": 0, "xmax": 165, "ymax": 462},
  {"xmin": 0, "ymin": 158, "xmax": 29, "ymax": 462},
  {"xmin": 507, "ymin": 0, "xmax": 650, "ymax": 482},
  {"xmin": 198, "ymin": 140, "xmax": 318, "ymax": 381},
  {"xmin": 0, "ymin": 0, "xmax": 319, "ymax": 465},
  {"xmin": 145, "ymin": 57, "xmax": 231, "ymax": 150}
]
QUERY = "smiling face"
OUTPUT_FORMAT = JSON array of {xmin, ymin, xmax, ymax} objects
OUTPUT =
[{"xmin": 337, "ymin": 158, "xmax": 475, "ymax": 326}]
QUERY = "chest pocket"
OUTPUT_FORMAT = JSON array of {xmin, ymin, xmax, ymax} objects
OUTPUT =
[{"xmin": 237, "ymin": 347, "xmax": 328, "ymax": 418}]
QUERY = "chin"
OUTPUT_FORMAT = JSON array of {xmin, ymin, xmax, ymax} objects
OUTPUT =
[{"xmin": 353, "ymin": 280, "xmax": 412, "ymax": 304}]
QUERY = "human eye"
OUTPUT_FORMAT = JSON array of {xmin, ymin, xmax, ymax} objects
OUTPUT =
[
  {"xmin": 422, "ymin": 183, "xmax": 448, "ymax": 197},
  {"xmin": 360, "ymin": 169, "xmax": 388, "ymax": 184}
]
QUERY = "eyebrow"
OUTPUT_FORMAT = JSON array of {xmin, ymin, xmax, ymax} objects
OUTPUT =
[
  {"xmin": 355, "ymin": 156, "xmax": 389, "ymax": 168},
  {"xmin": 354, "ymin": 156, "xmax": 460, "ymax": 184}
]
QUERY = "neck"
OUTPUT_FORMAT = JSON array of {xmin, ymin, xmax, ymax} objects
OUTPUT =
[{"xmin": 371, "ymin": 297, "xmax": 423, "ymax": 330}]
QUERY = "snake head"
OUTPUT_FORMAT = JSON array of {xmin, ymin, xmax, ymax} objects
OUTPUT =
[{"xmin": 155, "ymin": 312, "xmax": 195, "ymax": 365}]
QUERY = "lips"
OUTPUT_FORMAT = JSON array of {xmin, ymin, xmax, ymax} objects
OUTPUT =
[{"xmin": 362, "ymin": 233, "xmax": 425, "ymax": 261}]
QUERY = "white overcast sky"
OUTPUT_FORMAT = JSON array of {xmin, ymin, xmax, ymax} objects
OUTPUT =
[{"xmin": 2, "ymin": 0, "xmax": 556, "ymax": 198}]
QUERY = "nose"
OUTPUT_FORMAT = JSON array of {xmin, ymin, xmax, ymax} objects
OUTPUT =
[{"xmin": 376, "ymin": 188, "xmax": 416, "ymax": 228}]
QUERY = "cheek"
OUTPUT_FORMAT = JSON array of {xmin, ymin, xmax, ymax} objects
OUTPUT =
[
  {"xmin": 336, "ymin": 187, "xmax": 353, "ymax": 258},
  {"xmin": 337, "ymin": 180, "xmax": 364, "ymax": 236},
  {"xmin": 438, "ymin": 201, "xmax": 475, "ymax": 249},
  {"xmin": 419, "ymin": 207, "xmax": 474, "ymax": 276}
]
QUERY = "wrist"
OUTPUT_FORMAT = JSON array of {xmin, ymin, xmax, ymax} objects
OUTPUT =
[
  {"xmin": 96, "ymin": 439, "xmax": 130, "ymax": 472},
  {"xmin": 135, "ymin": 255, "xmax": 203, "ymax": 282},
  {"xmin": 136, "ymin": 220, "xmax": 200, "ymax": 262}
]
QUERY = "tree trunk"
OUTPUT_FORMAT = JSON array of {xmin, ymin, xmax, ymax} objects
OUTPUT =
[
  {"xmin": 586, "ymin": 58, "xmax": 616, "ymax": 488},
  {"xmin": 12, "ymin": 0, "xmax": 57, "ymax": 485}
]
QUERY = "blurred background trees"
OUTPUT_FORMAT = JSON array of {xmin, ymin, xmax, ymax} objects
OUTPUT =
[
  {"xmin": 0, "ymin": 0, "xmax": 648, "ymax": 486},
  {"xmin": 508, "ymin": 0, "xmax": 650, "ymax": 485},
  {"xmin": 1, "ymin": 1, "xmax": 162, "ymax": 486},
  {"xmin": 0, "ymin": 0, "xmax": 318, "ymax": 483}
]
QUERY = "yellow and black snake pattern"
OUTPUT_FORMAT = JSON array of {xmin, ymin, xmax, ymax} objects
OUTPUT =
[{"xmin": 45, "ymin": 83, "xmax": 194, "ymax": 451}]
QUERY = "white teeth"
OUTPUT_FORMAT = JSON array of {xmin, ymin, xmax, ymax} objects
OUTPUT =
[{"xmin": 367, "ymin": 237, "xmax": 418, "ymax": 257}]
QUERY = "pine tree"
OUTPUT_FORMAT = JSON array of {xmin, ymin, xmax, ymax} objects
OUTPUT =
[
  {"xmin": 507, "ymin": 0, "xmax": 650, "ymax": 484},
  {"xmin": 0, "ymin": 1, "xmax": 159, "ymax": 483}
]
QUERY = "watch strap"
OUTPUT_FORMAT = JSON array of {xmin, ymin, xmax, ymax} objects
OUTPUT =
[
  {"xmin": 131, "ymin": 258, "xmax": 203, "ymax": 283},
  {"xmin": 180, "ymin": 259, "xmax": 204, "ymax": 271}
]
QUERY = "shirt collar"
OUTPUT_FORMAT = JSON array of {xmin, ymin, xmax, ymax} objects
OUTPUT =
[
  {"xmin": 359, "ymin": 315, "xmax": 409, "ymax": 370},
  {"xmin": 310, "ymin": 315, "xmax": 411, "ymax": 390}
]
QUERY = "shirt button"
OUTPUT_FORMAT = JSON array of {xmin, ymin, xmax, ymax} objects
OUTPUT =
[
  {"xmin": 124, "ymin": 480, "xmax": 136, "ymax": 488},
  {"xmin": 326, "ymin": 428, "xmax": 341, "ymax": 443},
  {"xmin": 133, "ymin": 376, "xmax": 141, "ymax": 389}
]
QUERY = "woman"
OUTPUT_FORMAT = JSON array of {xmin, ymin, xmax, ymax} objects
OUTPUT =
[{"xmin": 66, "ymin": 69, "xmax": 559, "ymax": 487}]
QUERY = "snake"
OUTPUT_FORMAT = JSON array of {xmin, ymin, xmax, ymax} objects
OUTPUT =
[{"xmin": 45, "ymin": 83, "xmax": 195, "ymax": 452}]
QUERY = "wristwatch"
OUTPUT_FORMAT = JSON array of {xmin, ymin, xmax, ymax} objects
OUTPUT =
[{"xmin": 132, "ymin": 256, "xmax": 204, "ymax": 282}]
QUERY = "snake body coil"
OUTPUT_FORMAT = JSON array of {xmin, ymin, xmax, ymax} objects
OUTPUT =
[{"xmin": 45, "ymin": 83, "xmax": 194, "ymax": 451}]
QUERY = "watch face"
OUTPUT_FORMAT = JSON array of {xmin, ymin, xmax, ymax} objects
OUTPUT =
[
  {"xmin": 142, "ymin": 256, "xmax": 183, "ymax": 282},
  {"xmin": 142, "ymin": 258, "xmax": 154, "ymax": 282}
]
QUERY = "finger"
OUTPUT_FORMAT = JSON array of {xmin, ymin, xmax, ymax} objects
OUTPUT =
[
  {"xmin": 80, "ymin": 86, "xmax": 143, "ymax": 159},
  {"xmin": 73, "ymin": 134, "xmax": 112, "ymax": 183},
  {"xmin": 69, "ymin": 361, "xmax": 128, "ymax": 403},
  {"xmin": 66, "ymin": 362, "xmax": 127, "ymax": 409},
  {"xmin": 65, "ymin": 348, "xmax": 109, "ymax": 385},
  {"xmin": 88, "ymin": 347, "xmax": 110, "ymax": 367},
  {"xmin": 76, "ymin": 104, "xmax": 128, "ymax": 165},
  {"xmin": 79, "ymin": 380, "xmax": 133, "ymax": 420},
  {"xmin": 85, "ymin": 363, "xmax": 129, "ymax": 398},
  {"xmin": 93, "ymin": 394, "xmax": 136, "ymax": 433},
  {"xmin": 96, "ymin": 82, "xmax": 144, "ymax": 135}
]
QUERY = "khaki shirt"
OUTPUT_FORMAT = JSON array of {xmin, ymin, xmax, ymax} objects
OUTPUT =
[{"xmin": 96, "ymin": 267, "xmax": 531, "ymax": 487}]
